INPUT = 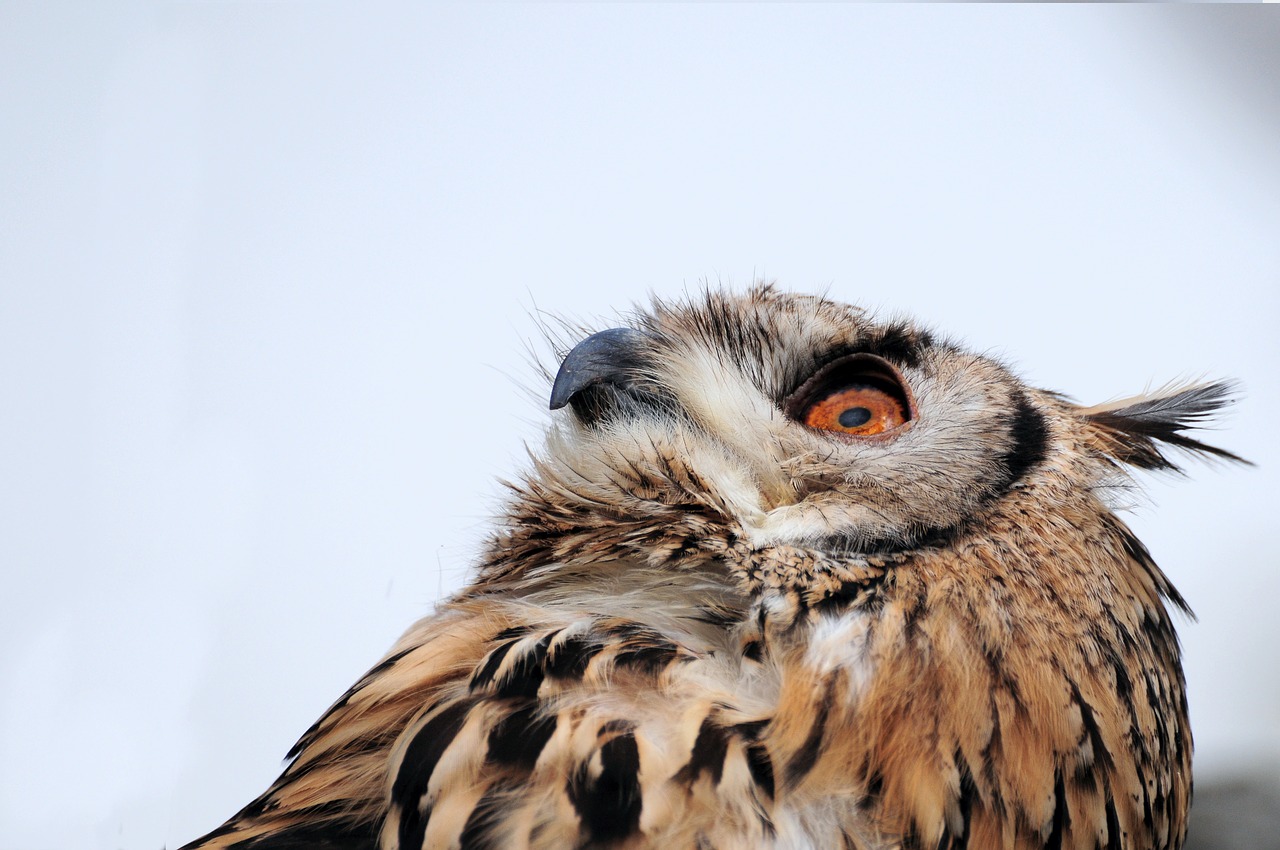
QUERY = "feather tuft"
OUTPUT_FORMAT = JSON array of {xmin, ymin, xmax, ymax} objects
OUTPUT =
[{"xmin": 1081, "ymin": 380, "xmax": 1250, "ymax": 471}]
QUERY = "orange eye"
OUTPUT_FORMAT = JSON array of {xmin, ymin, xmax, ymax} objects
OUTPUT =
[
  {"xmin": 786, "ymin": 354, "xmax": 913, "ymax": 438},
  {"xmin": 802, "ymin": 383, "xmax": 909, "ymax": 436}
]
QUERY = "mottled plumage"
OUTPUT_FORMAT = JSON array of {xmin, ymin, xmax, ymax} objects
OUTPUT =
[{"xmin": 181, "ymin": 286, "xmax": 1244, "ymax": 850}]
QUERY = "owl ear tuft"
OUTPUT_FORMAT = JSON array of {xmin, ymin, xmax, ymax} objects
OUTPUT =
[{"xmin": 1080, "ymin": 380, "xmax": 1250, "ymax": 471}]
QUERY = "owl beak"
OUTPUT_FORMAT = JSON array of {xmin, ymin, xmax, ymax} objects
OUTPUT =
[{"xmin": 550, "ymin": 327, "xmax": 654, "ymax": 411}]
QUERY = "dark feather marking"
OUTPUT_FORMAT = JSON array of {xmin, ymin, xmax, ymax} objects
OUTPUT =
[
  {"xmin": 1105, "ymin": 796, "xmax": 1123, "ymax": 850},
  {"xmin": 399, "ymin": 807, "xmax": 432, "ymax": 850},
  {"xmin": 1046, "ymin": 769, "xmax": 1069, "ymax": 850},
  {"xmin": 185, "ymin": 791, "xmax": 376, "ymax": 846},
  {"xmin": 742, "ymin": 639, "xmax": 763, "ymax": 662},
  {"xmin": 995, "ymin": 391, "xmax": 1049, "ymax": 492},
  {"xmin": 567, "ymin": 732, "xmax": 643, "ymax": 843},
  {"xmin": 901, "ymin": 597, "xmax": 923, "ymax": 645},
  {"xmin": 796, "ymin": 323, "xmax": 932, "ymax": 381},
  {"xmin": 674, "ymin": 716, "xmax": 731, "ymax": 786},
  {"xmin": 198, "ymin": 802, "xmax": 375, "ymax": 848},
  {"xmin": 690, "ymin": 605, "xmax": 740, "ymax": 629},
  {"xmin": 607, "ymin": 623, "xmax": 682, "ymax": 675},
  {"xmin": 1110, "ymin": 518, "xmax": 1194, "ymax": 617},
  {"xmin": 1111, "ymin": 654, "xmax": 1133, "ymax": 704},
  {"xmin": 814, "ymin": 526, "xmax": 957, "ymax": 574},
  {"xmin": 469, "ymin": 639, "xmax": 518, "ymax": 692},
  {"xmin": 493, "ymin": 625, "xmax": 533, "ymax": 642},
  {"xmin": 545, "ymin": 633, "xmax": 601, "ymax": 680},
  {"xmin": 981, "ymin": 696, "xmax": 1003, "ymax": 791},
  {"xmin": 1069, "ymin": 680, "xmax": 1114, "ymax": 772},
  {"xmin": 458, "ymin": 778, "xmax": 519, "ymax": 850},
  {"xmin": 785, "ymin": 682, "xmax": 832, "ymax": 786},
  {"xmin": 953, "ymin": 749, "xmax": 977, "ymax": 850},
  {"xmin": 731, "ymin": 719, "xmax": 768, "ymax": 741},
  {"xmin": 606, "ymin": 621, "xmax": 664, "ymax": 641},
  {"xmin": 391, "ymin": 701, "xmax": 472, "ymax": 850},
  {"xmin": 614, "ymin": 640, "xmax": 680, "ymax": 676},
  {"xmin": 598, "ymin": 718, "xmax": 634, "ymax": 737},
  {"xmin": 486, "ymin": 702, "xmax": 557, "ymax": 771},
  {"xmin": 1072, "ymin": 759, "xmax": 1098, "ymax": 792},
  {"xmin": 1141, "ymin": 776, "xmax": 1155, "ymax": 832},
  {"xmin": 492, "ymin": 634, "xmax": 550, "ymax": 699},
  {"xmin": 812, "ymin": 572, "xmax": 892, "ymax": 616},
  {"xmin": 1173, "ymin": 698, "xmax": 1189, "ymax": 768},
  {"xmin": 181, "ymin": 819, "xmax": 241, "ymax": 849},
  {"xmin": 982, "ymin": 647, "xmax": 1023, "ymax": 713},
  {"xmin": 232, "ymin": 820, "xmax": 379, "ymax": 850},
  {"xmin": 745, "ymin": 742, "xmax": 776, "ymax": 801},
  {"xmin": 864, "ymin": 321, "xmax": 932, "ymax": 369},
  {"xmin": 859, "ymin": 768, "xmax": 884, "ymax": 812},
  {"xmin": 1146, "ymin": 673, "xmax": 1169, "ymax": 763}
]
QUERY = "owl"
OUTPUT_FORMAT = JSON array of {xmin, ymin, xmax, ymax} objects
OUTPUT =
[{"xmin": 180, "ymin": 286, "xmax": 1244, "ymax": 850}]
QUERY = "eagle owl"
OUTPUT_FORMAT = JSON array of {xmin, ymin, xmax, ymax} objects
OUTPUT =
[{"xmin": 181, "ymin": 286, "xmax": 1243, "ymax": 850}]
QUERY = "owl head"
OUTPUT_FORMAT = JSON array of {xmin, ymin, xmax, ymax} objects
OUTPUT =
[{"xmin": 501, "ymin": 285, "xmax": 1239, "ymax": 582}]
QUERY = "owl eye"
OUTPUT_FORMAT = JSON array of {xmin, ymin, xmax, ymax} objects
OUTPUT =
[{"xmin": 786, "ymin": 354, "xmax": 913, "ymax": 437}]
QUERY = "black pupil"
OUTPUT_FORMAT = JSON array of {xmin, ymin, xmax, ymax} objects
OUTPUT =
[{"xmin": 838, "ymin": 407, "xmax": 872, "ymax": 428}]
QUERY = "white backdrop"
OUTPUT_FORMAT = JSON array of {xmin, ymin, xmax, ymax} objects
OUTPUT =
[{"xmin": 1, "ymin": 5, "xmax": 1277, "ymax": 849}]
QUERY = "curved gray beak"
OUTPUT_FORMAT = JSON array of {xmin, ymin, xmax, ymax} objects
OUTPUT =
[{"xmin": 549, "ymin": 327, "xmax": 654, "ymax": 411}]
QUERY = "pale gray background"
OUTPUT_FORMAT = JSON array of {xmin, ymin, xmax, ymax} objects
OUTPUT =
[{"xmin": 1, "ymin": 5, "xmax": 1277, "ymax": 850}]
